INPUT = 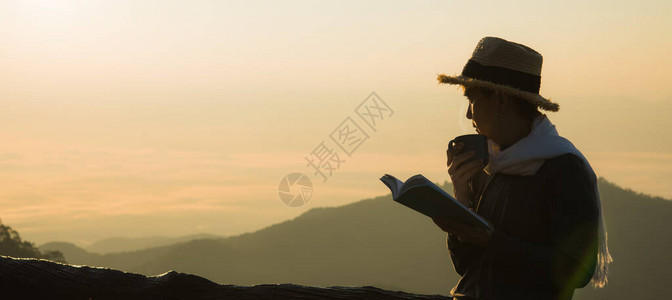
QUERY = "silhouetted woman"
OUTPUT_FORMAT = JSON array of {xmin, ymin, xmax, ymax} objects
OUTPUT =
[{"xmin": 431, "ymin": 37, "xmax": 612, "ymax": 300}]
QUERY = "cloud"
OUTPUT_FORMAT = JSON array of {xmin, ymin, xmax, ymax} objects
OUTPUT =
[
  {"xmin": 2, "ymin": 136, "xmax": 670, "ymax": 245},
  {"xmin": 0, "ymin": 142, "xmax": 292, "ymax": 219}
]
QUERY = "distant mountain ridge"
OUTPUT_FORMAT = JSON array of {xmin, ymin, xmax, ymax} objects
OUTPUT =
[
  {"xmin": 41, "ymin": 234, "xmax": 221, "ymax": 255},
  {"xmin": 84, "ymin": 234, "xmax": 222, "ymax": 254},
  {"xmin": 40, "ymin": 178, "xmax": 672, "ymax": 299}
]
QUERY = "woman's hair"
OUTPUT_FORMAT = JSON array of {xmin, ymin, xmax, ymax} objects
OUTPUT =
[{"xmin": 463, "ymin": 86, "xmax": 541, "ymax": 122}]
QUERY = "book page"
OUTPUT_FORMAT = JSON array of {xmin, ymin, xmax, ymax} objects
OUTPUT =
[
  {"xmin": 400, "ymin": 174, "xmax": 432, "ymax": 195},
  {"xmin": 379, "ymin": 174, "xmax": 403, "ymax": 199}
]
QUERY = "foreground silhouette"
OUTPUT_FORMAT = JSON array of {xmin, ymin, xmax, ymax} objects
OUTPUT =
[{"xmin": 0, "ymin": 256, "xmax": 449, "ymax": 300}]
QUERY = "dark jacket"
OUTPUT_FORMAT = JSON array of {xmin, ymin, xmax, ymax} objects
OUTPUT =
[{"xmin": 448, "ymin": 153, "xmax": 599, "ymax": 300}]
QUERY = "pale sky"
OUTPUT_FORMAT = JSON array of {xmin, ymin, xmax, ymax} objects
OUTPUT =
[{"xmin": 1, "ymin": 0, "xmax": 671, "ymax": 244}]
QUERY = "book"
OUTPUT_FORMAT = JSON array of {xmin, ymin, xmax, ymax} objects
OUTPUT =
[{"xmin": 379, "ymin": 174, "xmax": 493, "ymax": 231}]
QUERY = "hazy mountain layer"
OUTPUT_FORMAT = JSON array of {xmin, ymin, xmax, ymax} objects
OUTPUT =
[
  {"xmin": 84, "ymin": 234, "xmax": 222, "ymax": 254},
  {"xmin": 41, "ymin": 178, "xmax": 672, "ymax": 299}
]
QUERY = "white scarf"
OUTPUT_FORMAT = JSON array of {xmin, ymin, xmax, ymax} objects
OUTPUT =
[{"xmin": 483, "ymin": 113, "xmax": 612, "ymax": 288}]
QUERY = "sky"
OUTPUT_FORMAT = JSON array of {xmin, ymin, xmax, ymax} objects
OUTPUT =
[{"xmin": 1, "ymin": 0, "xmax": 671, "ymax": 245}]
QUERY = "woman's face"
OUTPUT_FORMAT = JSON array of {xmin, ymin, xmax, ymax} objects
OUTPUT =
[{"xmin": 465, "ymin": 89, "xmax": 499, "ymax": 138}]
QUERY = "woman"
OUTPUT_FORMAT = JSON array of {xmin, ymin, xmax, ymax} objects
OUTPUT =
[{"xmin": 431, "ymin": 37, "xmax": 612, "ymax": 300}]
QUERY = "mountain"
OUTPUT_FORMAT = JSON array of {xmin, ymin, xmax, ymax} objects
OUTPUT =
[
  {"xmin": 40, "ymin": 241, "xmax": 96, "ymax": 263},
  {"xmin": 41, "ymin": 178, "xmax": 672, "ymax": 299},
  {"xmin": 84, "ymin": 234, "xmax": 222, "ymax": 254},
  {"xmin": 40, "ymin": 234, "xmax": 222, "ymax": 256}
]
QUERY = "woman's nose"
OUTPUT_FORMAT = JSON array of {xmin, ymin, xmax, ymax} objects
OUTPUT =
[{"xmin": 466, "ymin": 107, "xmax": 472, "ymax": 119}]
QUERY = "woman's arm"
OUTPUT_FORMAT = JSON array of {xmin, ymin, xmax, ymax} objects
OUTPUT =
[
  {"xmin": 485, "ymin": 155, "xmax": 599, "ymax": 289},
  {"xmin": 446, "ymin": 170, "xmax": 488, "ymax": 276},
  {"xmin": 447, "ymin": 232, "xmax": 480, "ymax": 276}
]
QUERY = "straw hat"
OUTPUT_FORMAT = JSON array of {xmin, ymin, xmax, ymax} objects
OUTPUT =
[{"xmin": 438, "ymin": 37, "xmax": 560, "ymax": 112}]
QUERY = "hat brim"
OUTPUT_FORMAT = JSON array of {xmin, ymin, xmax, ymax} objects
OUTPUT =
[{"xmin": 437, "ymin": 74, "xmax": 559, "ymax": 112}]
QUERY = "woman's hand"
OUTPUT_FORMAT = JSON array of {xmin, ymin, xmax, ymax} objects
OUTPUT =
[
  {"xmin": 432, "ymin": 209, "xmax": 493, "ymax": 247},
  {"xmin": 446, "ymin": 142, "xmax": 485, "ymax": 207}
]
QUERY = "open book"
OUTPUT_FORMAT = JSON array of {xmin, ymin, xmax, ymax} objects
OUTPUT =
[{"xmin": 380, "ymin": 174, "xmax": 493, "ymax": 231}]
